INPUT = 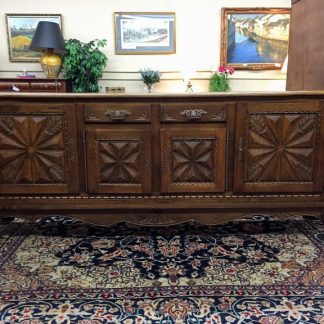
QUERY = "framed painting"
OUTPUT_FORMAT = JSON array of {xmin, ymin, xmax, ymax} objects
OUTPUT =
[
  {"xmin": 6, "ymin": 14, "xmax": 62, "ymax": 62},
  {"xmin": 114, "ymin": 12, "xmax": 176, "ymax": 54},
  {"xmin": 220, "ymin": 8, "xmax": 290, "ymax": 70}
]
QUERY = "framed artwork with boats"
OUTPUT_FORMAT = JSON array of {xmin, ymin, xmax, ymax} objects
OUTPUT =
[
  {"xmin": 114, "ymin": 12, "xmax": 176, "ymax": 54},
  {"xmin": 220, "ymin": 8, "xmax": 290, "ymax": 70},
  {"xmin": 5, "ymin": 14, "xmax": 62, "ymax": 62}
]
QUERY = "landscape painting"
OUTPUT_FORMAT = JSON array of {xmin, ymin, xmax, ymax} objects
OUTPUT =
[
  {"xmin": 221, "ymin": 8, "xmax": 290, "ymax": 70},
  {"xmin": 6, "ymin": 14, "xmax": 62, "ymax": 62},
  {"xmin": 114, "ymin": 12, "xmax": 176, "ymax": 54}
]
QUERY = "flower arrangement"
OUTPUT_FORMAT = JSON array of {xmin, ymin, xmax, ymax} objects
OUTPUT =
[
  {"xmin": 209, "ymin": 65, "xmax": 234, "ymax": 92},
  {"xmin": 138, "ymin": 68, "xmax": 161, "ymax": 93}
]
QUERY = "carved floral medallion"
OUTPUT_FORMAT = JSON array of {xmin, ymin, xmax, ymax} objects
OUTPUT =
[
  {"xmin": 0, "ymin": 114, "xmax": 66, "ymax": 184},
  {"xmin": 246, "ymin": 113, "xmax": 318, "ymax": 182}
]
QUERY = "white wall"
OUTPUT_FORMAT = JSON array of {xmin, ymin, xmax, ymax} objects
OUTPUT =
[{"xmin": 0, "ymin": 0, "xmax": 291, "ymax": 92}]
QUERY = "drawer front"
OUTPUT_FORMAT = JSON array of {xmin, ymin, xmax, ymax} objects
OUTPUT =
[
  {"xmin": 0, "ymin": 82, "xmax": 30, "ymax": 92},
  {"xmin": 160, "ymin": 102, "xmax": 227, "ymax": 122},
  {"xmin": 30, "ymin": 82, "xmax": 62, "ymax": 92},
  {"xmin": 84, "ymin": 103, "xmax": 151, "ymax": 123}
]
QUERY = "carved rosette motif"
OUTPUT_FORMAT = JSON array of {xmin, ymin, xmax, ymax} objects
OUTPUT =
[
  {"xmin": 0, "ymin": 114, "xmax": 66, "ymax": 184},
  {"xmin": 171, "ymin": 138, "xmax": 215, "ymax": 183},
  {"xmin": 99, "ymin": 139, "xmax": 141, "ymax": 184},
  {"xmin": 246, "ymin": 113, "xmax": 318, "ymax": 182}
]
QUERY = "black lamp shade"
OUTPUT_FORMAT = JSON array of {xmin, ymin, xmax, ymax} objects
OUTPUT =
[{"xmin": 30, "ymin": 21, "xmax": 65, "ymax": 53}]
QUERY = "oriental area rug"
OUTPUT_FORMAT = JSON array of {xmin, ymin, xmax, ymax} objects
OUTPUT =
[{"xmin": 0, "ymin": 215, "xmax": 323, "ymax": 323}]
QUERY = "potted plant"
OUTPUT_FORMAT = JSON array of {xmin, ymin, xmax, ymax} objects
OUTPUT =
[
  {"xmin": 62, "ymin": 38, "xmax": 108, "ymax": 93},
  {"xmin": 139, "ymin": 68, "xmax": 161, "ymax": 93},
  {"xmin": 209, "ymin": 65, "xmax": 234, "ymax": 92}
]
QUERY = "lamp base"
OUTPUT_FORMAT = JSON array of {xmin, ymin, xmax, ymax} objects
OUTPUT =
[{"xmin": 40, "ymin": 51, "xmax": 62, "ymax": 79}]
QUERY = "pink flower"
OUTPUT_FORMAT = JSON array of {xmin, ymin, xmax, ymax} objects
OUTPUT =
[
  {"xmin": 228, "ymin": 67, "xmax": 235, "ymax": 75},
  {"xmin": 218, "ymin": 65, "xmax": 226, "ymax": 73},
  {"xmin": 218, "ymin": 65, "xmax": 235, "ymax": 75},
  {"xmin": 210, "ymin": 65, "xmax": 234, "ymax": 92}
]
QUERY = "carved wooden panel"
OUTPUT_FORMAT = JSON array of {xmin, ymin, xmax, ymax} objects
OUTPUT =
[
  {"xmin": 234, "ymin": 102, "xmax": 323, "ymax": 192},
  {"xmin": 86, "ymin": 129, "xmax": 151, "ymax": 193},
  {"xmin": 171, "ymin": 138, "xmax": 217, "ymax": 183},
  {"xmin": 161, "ymin": 128, "xmax": 226, "ymax": 192},
  {"xmin": 0, "ymin": 104, "xmax": 79, "ymax": 194}
]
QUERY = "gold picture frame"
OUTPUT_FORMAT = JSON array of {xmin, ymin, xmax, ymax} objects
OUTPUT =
[
  {"xmin": 220, "ymin": 8, "xmax": 290, "ymax": 70},
  {"xmin": 114, "ymin": 12, "xmax": 176, "ymax": 55},
  {"xmin": 6, "ymin": 13, "xmax": 62, "ymax": 62}
]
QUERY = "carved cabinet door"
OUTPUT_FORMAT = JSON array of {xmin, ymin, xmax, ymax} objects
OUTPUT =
[
  {"xmin": 0, "ymin": 103, "xmax": 79, "ymax": 194},
  {"xmin": 160, "ymin": 128, "xmax": 226, "ymax": 193},
  {"xmin": 86, "ymin": 129, "xmax": 151, "ymax": 193},
  {"xmin": 234, "ymin": 101, "xmax": 324, "ymax": 193}
]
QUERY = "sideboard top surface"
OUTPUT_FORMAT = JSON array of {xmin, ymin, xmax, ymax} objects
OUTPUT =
[{"xmin": 0, "ymin": 91, "xmax": 324, "ymax": 100}]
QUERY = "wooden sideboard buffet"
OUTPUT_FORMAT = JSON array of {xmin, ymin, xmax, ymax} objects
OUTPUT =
[{"xmin": 0, "ymin": 91, "xmax": 323, "ymax": 225}]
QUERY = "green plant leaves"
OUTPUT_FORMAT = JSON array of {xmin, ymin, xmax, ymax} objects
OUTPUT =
[
  {"xmin": 62, "ymin": 38, "xmax": 108, "ymax": 93},
  {"xmin": 138, "ymin": 68, "xmax": 161, "ymax": 86},
  {"xmin": 209, "ymin": 73, "xmax": 230, "ymax": 92}
]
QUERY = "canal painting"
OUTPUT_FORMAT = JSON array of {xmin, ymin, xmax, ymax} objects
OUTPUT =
[
  {"xmin": 221, "ymin": 8, "xmax": 290, "ymax": 69},
  {"xmin": 6, "ymin": 14, "xmax": 62, "ymax": 62}
]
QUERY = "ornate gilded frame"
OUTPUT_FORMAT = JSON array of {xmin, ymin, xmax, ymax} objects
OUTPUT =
[
  {"xmin": 5, "ymin": 13, "xmax": 62, "ymax": 62},
  {"xmin": 220, "ymin": 8, "xmax": 290, "ymax": 70}
]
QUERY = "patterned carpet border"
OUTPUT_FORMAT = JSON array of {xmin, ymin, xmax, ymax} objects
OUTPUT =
[{"xmin": 1, "ymin": 285, "xmax": 323, "ymax": 302}]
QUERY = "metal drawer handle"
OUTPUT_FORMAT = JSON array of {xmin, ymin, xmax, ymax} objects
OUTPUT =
[
  {"xmin": 180, "ymin": 109, "xmax": 207, "ymax": 119},
  {"xmin": 104, "ymin": 109, "xmax": 131, "ymax": 120}
]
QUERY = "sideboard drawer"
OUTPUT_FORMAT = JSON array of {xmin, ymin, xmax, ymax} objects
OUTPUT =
[
  {"xmin": 0, "ymin": 78, "xmax": 71, "ymax": 93},
  {"xmin": 30, "ymin": 82, "xmax": 62, "ymax": 92},
  {"xmin": 160, "ymin": 102, "xmax": 227, "ymax": 122},
  {"xmin": 84, "ymin": 103, "xmax": 151, "ymax": 123},
  {"xmin": 0, "ymin": 82, "xmax": 30, "ymax": 92}
]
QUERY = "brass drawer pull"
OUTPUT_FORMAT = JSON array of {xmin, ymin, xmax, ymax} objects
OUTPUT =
[
  {"xmin": 180, "ymin": 109, "xmax": 207, "ymax": 119},
  {"xmin": 104, "ymin": 109, "xmax": 131, "ymax": 120}
]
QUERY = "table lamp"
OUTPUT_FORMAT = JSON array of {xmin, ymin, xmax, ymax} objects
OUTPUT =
[{"xmin": 29, "ymin": 21, "xmax": 65, "ymax": 79}]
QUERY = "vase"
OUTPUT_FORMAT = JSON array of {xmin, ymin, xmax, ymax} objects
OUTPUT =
[{"xmin": 145, "ymin": 84, "xmax": 153, "ymax": 93}]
